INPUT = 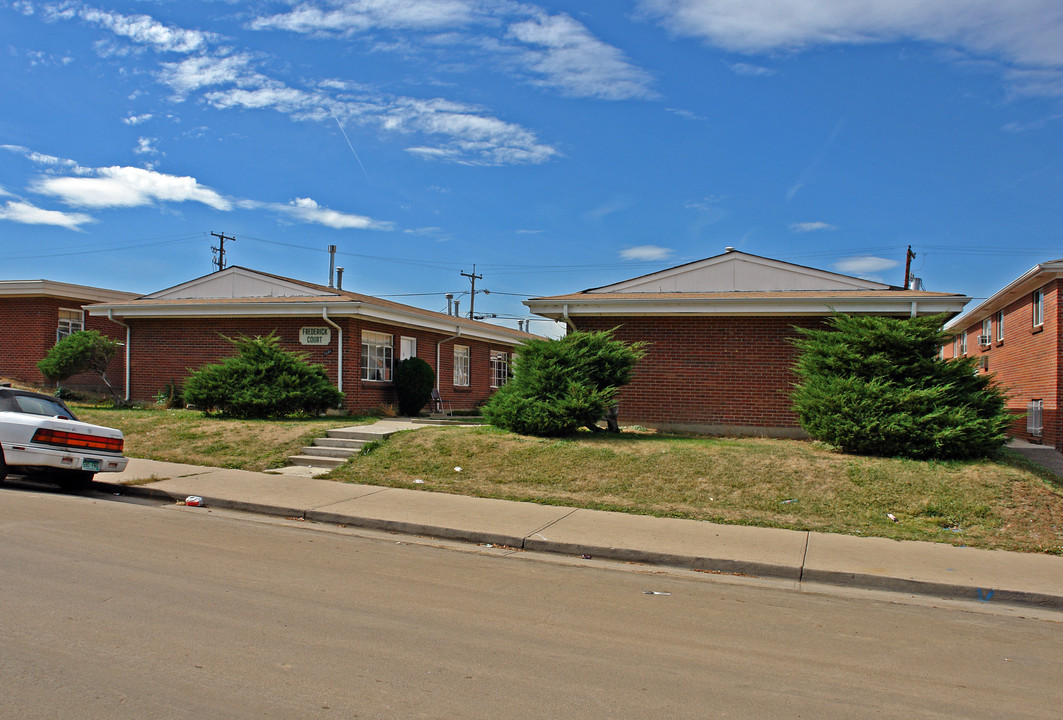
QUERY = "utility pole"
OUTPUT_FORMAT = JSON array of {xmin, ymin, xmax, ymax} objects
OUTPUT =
[
  {"xmin": 211, "ymin": 231, "xmax": 235, "ymax": 271},
  {"xmin": 903, "ymin": 245, "xmax": 916, "ymax": 289},
  {"xmin": 460, "ymin": 265, "xmax": 482, "ymax": 319}
]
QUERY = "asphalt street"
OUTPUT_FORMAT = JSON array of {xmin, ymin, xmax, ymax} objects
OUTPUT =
[{"xmin": 2, "ymin": 485, "xmax": 1061, "ymax": 719}]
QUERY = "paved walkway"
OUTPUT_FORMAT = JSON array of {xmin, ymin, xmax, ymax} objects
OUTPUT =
[
  {"xmin": 94, "ymin": 425, "xmax": 1063, "ymax": 612},
  {"xmin": 1009, "ymin": 438, "xmax": 1063, "ymax": 477}
]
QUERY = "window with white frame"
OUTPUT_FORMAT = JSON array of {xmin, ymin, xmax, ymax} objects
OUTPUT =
[
  {"xmin": 1033, "ymin": 288, "xmax": 1044, "ymax": 327},
  {"xmin": 453, "ymin": 345, "xmax": 470, "ymax": 387},
  {"xmin": 400, "ymin": 336, "xmax": 417, "ymax": 361},
  {"xmin": 996, "ymin": 310, "xmax": 1004, "ymax": 341},
  {"xmin": 490, "ymin": 351, "xmax": 508, "ymax": 387},
  {"xmin": 981, "ymin": 318, "xmax": 992, "ymax": 346},
  {"xmin": 57, "ymin": 308, "xmax": 84, "ymax": 342},
  {"xmin": 959, "ymin": 332, "xmax": 967, "ymax": 355},
  {"xmin": 361, "ymin": 331, "xmax": 393, "ymax": 381}
]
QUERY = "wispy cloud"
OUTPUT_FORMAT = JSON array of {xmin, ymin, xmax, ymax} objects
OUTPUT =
[
  {"xmin": 0, "ymin": 200, "xmax": 94, "ymax": 230},
  {"xmin": 123, "ymin": 113, "xmax": 154, "ymax": 126},
  {"xmin": 835, "ymin": 255, "xmax": 898, "ymax": 278},
  {"xmin": 727, "ymin": 61, "xmax": 775, "ymax": 77},
  {"xmin": 11, "ymin": 146, "xmax": 393, "ymax": 230},
  {"xmin": 620, "ymin": 245, "xmax": 673, "ymax": 261},
  {"xmin": 790, "ymin": 221, "xmax": 836, "ymax": 232},
  {"xmin": 272, "ymin": 197, "xmax": 394, "ymax": 230},
  {"xmin": 32, "ymin": 165, "xmax": 233, "ymax": 210},
  {"xmin": 250, "ymin": 1, "xmax": 655, "ymax": 101},
  {"xmin": 639, "ymin": 0, "xmax": 1063, "ymax": 96},
  {"xmin": 506, "ymin": 12, "xmax": 657, "ymax": 100},
  {"xmin": 45, "ymin": 4, "xmax": 218, "ymax": 54},
  {"xmin": 250, "ymin": 0, "xmax": 478, "ymax": 35},
  {"xmin": 134, "ymin": 137, "xmax": 160, "ymax": 156},
  {"xmin": 46, "ymin": 2, "xmax": 566, "ymax": 166}
]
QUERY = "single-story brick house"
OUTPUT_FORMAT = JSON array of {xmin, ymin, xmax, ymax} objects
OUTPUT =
[
  {"xmin": 0, "ymin": 279, "xmax": 139, "ymax": 392},
  {"xmin": 525, "ymin": 249, "xmax": 970, "ymax": 436},
  {"xmin": 942, "ymin": 259, "xmax": 1062, "ymax": 450},
  {"xmin": 84, "ymin": 266, "xmax": 533, "ymax": 412}
]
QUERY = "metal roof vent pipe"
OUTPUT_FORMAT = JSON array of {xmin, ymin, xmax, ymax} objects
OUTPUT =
[
  {"xmin": 327, "ymin": 245, "xmax": 337, "ymax": 287},
  {"xmin": 446, "ymin": 293, "xmax": 454, "ymax": 316},
  {"xmin": 336, "ymin": 267, "xmax": 344, "ymax": 291}
]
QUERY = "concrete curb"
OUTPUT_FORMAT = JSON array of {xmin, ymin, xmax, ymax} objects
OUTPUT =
[{"xmin": 99, "ymin": 481, "xmax": 1063, "ymax": 612}]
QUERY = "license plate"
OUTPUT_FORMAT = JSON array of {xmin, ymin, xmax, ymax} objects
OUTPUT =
[{"xmin": 81, "ymin": 459, "xmax": 100, "ymax": 472}]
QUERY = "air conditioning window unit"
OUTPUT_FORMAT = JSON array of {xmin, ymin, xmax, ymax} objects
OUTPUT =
[{"xmin": 978, "ymin": 334, "xmax": 991, "ymax": 346}]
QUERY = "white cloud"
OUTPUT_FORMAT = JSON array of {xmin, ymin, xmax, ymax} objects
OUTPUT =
[
  {"xmin": 32, "ymin": 166, "xmax": 232, "ymax": 210},
  {"xmin": 158, "ymin": 54, "xmax": 260, "ymax": 96},
  {"xmin": 790, "ymin": 221, "xmax": 836, "ymax": 232},
  {"xmin": 251, "ymin": 1, "xmax": 654, "ymax": 101},
  {"xmin": 727, "ymin": 61, "xmax": 776, "ymax": 77},
  {"xmin": 275, "ymin": 197, "xmax": 393, "ymax": 230},
  {"xmin": 835, "ymin": 256, "xmax": 898, "ymax": 276},
  {"xmin": 134, "ymin": 137, "xmax": 159, "ymax": 156},
  {"xmin": 640, "ymin": 1, "xmax": 1063, "ymax": 88},
  {"xmin": 620, "ymin": 244, "xmax": 673, "ymax": 261},
  {"xmin": 250, "ymin": 0, "xmax": 477, "ymax": 34},
  {"xmin": 123, "ymin": 113, "xmax": 154, "ymax": 125},
  {"xmin": 0, "ymin": 200, "xmax": 94, "ymax": 230},
  {"xmin": 71, "ymin": 6, "xmax": 217, "ymax": 54},
  {"xmin": 506, "ymin": 12, "xmax": 656, "ymax": 100}
]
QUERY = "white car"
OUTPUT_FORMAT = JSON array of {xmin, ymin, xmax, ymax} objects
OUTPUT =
[{"xmin": 0, "ymin": 387, "xmax": 128, "ymax": 489}]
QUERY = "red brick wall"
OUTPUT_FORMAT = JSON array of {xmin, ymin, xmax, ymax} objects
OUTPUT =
[
  {"xmin": 125, "ymin": 316, "xmax": 510, "ymax": 414},
  {"xmin": 0, "ymin": 296, "xmax": 125, "ymax": 393},
  {"xmin": 942, "ymin": 279, "xmax": 1059, "ymax": 449},
  {"xmin": 576, "ymin": 315, "xmax": 825, "ymax": 434}
]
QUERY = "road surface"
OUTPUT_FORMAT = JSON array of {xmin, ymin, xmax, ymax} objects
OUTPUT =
[{"xmin": 1, "ymin": 483, "xmax": 1060, "ymax": 719}]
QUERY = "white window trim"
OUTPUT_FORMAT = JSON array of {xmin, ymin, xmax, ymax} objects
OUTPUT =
[
  {"xmin": 959, "ymin": 332, "xmax": 967, "ymax": 356},
  {"xmin": 453, "ymin": 345, "xmax": 470, "ymax": 387},
  {"xmin": 490, "ymin": 351, "xmax": 508, "ymax": 388},
  {"xmin": 400, "ymin": 336, "xmax": 417, "ymax": 361},
  {"xmin": 361, "ymin": 330, "xmax": 393, "ymax": 382},
  {"xmin": 57, "ymin": 307, "xmax": 84, "ymax": 343},
  {"xmin": 1033, "ymin": 288, "xmax": 1045, "ymax": 327},
  {"xmin": 995, "ymin": 310, "xmax": 1004, "ymax": 341}
]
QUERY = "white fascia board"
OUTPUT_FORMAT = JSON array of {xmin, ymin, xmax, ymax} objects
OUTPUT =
[
  {"xmin": 89, "ymin": 301, "xmax": 525, "ymax": 346},
  {"xmin": 945, "ymin": 260, "xmax": 1063, "ymax": 331},
  {"xmin": 0, "ymin": 280, "xmax": 139, "ymax": 303},
  {"xmin": 526, "ymin": 296, "xmax": 970, "ymax": 318}
]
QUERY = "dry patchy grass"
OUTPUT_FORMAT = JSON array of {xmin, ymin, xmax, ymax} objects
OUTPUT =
[
  {"xmin": 75, "ymin": 406, "xmax": 368, "ymax": 471},
  {"xmin": 326, "ymin": 425, "xmax": 1063, "ymax": 554}
]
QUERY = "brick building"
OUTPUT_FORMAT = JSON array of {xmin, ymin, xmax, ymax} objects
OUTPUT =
[
  {"xmin": 526, "ymin": 249, "xmax": 970, "ymax": 436},
  {"xmin": 84, "ymin": 266, "xmax": 532, "ymax": 413},
  {"xmin": 942, "ymin": 259, "xmax": 1063, "ymax": 450},
  {"xmin": 0, "ymin": 280, "xmax": 139, "ymax": 393}
]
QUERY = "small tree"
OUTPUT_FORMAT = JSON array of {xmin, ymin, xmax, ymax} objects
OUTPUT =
[
  {"xmin": 483, "ymin": 330, "xmax": 645, "ymax": 437},
  {"xmin": 791, "ymin": 313, "xmax": 1012, "ymax": 459},
  {"xmin": 37, "ymin": 330, "xmax": 122, "ymax": 402},
  {"xmin": 183, "ymin": 333, "xmax": 343, "ymax": 418},
  {"xmin": 394, "ymin": 357, "xmax": 435, "ymax": 416}
]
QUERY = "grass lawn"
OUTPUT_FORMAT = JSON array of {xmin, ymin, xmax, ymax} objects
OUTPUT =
[
  {"xmin": 325, "ymin": 425, "xmax": 1063, "ymax": 555},
  {"xmin": 74, "ymin": 405, "xmax": 371, "ymax": 472}
]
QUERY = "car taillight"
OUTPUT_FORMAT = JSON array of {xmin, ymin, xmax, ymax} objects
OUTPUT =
[{"xmin": 31, "ymin": 428, "xmax": 124, "ymax": 453}]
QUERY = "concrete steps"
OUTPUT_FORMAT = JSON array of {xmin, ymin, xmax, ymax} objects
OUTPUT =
[{"xmin": 286, "ymin": 425, "xmax": 401, "ymax": 471}]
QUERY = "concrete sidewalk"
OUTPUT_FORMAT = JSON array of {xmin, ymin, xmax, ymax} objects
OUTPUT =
[{"xmin": 97, "ymin": 455, "xmax": 1063, "ymax": 612}]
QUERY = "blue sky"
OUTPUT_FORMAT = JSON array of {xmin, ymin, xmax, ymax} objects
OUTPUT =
[{"xmin": 2, "ymin": 0, "xmax": 1062, "ymax": 335}]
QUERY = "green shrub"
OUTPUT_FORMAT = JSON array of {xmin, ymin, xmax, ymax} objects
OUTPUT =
[
  {"xmin": 791, "ymin": 314, "xmax": 1012, "ymax": 459},
  {"xmin": 154, "ymin": 379, "xmax": 184, "ymax": 409},
  {"xmin": 183, "ymin": 333, "xmax": 343, "ymax": 418},
  {"xmin": 483, "ymin": 329, "xmax": 645, "ymax": 437},
  {"xmin": 394, "ymin": 357, "xmax": 435, "ymax": 416},
  {"xmin": 37, "ymin": 330, "xmax": 122, "ymax": 402}
]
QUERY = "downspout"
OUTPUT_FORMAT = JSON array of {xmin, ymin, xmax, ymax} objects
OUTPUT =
[
  {"xmin": 562, "ymin": 303, "xmax": 578, "ymax": 332},
  {"xmin": 435, "ymin": 327, "xmax": 462, "ymax": 390},
  {"xmin": 911, "ymin": 301, "xmax": 918, "ymax": 318},
  {"xmin": 321, "ymin": 308, "xmax": 343, "ymax": 393},
  {"xmin": 106, "ymin": 310, "xmax": 131, "ymax": 402}
]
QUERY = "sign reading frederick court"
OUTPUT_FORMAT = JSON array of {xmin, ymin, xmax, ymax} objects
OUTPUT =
[{"xmin": 299, "ymin": 326, "xmax": 332, "ymax": 346}]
